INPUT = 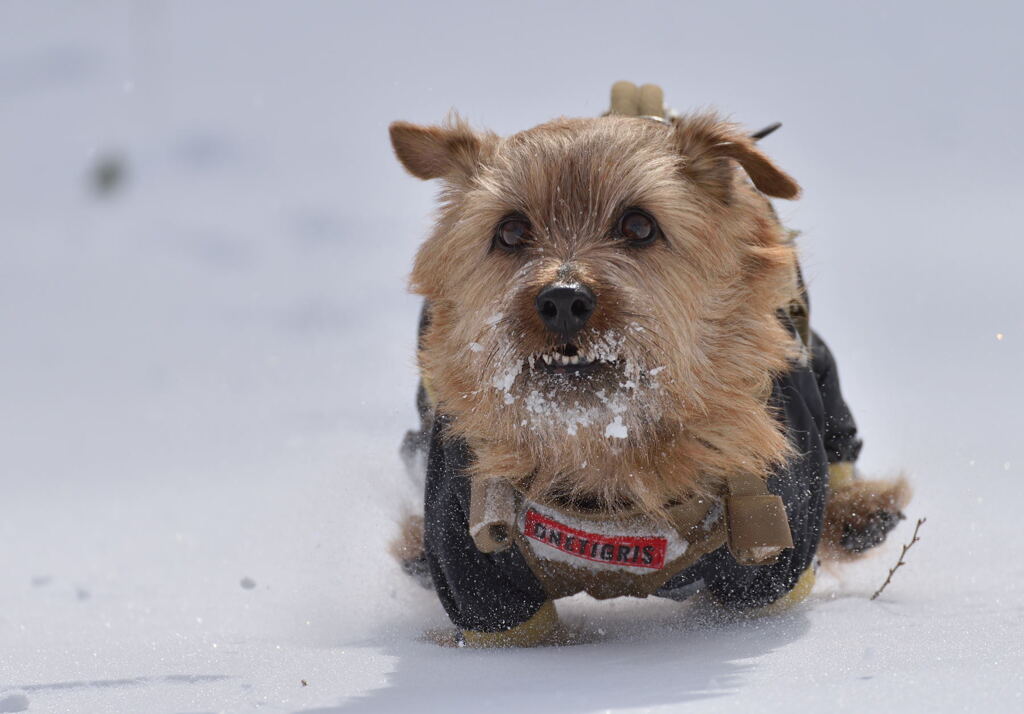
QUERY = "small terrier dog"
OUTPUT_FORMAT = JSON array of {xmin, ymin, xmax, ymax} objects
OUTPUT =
[{"xmin": 390, "ymin": 83, "xmax": 910, "ymax": 647}]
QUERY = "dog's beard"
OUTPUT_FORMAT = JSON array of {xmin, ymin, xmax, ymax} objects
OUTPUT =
[{"xmin": 483, "ymin": 326, "xmax": 669, "ymax": 444}]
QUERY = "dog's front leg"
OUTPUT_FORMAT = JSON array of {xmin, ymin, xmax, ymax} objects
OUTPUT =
[{"xmin": 422, "ymin": 417, "xmax": 557, "ymax": 647}]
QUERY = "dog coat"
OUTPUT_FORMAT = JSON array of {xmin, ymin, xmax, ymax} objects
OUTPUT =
[{"xmin": 416, "ymin": 327, "xmax": 861, "ymax": 634}]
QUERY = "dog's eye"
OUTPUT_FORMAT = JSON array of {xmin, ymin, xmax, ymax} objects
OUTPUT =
[
  {"xmin": 618, "ymin": 209, "xmax": 659, "ymax": 246},
  {"xmin": 495, "ymin": 218, "xmax": 531, "ymax": 251}
]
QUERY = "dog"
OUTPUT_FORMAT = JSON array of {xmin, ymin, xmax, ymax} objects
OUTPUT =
[{"xmin": 389, "ymin": 82, "xmax": 910, "ymax": 646}]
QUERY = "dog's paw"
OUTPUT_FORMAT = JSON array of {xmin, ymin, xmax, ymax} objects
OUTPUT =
[
  {"xmin": 424, "ymin": 622, "xmax": 594, "ymax": 649},
  {"xmin": 821, "ymin": 472, "xmax": 912, "ymax": 560},
  {"xmin": 426, "ymin": 602, "xmax": 597, "ymax": 648},
  {"xmin": 390, "ymin": 514, "xmax": 434, "ymax": 589},
  {"xmin": 839, "ymin": 506, "xmax": 905, "ymax": 553},
  {"xmin": 839, "ymin": 509, "xmax": 905, "ymax": 554},
  {"xmin": 399, "ymin": 552, "xmax": 434, "ymax": 590}
]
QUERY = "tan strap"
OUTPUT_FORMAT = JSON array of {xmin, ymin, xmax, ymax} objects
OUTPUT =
[
  {"xmin": 664, "ymin": 495, "xmax": 718, "ymax": 537},
  {"xmin": 609, "ymin": 81, "xmax": 666, "ymax": 120},
  {"xmin": 788, "ymin": 299, "xmax": 811, "ymax": 348},
  {"xmin": 637, "ymin": 84, "xmax": 665, "ymax": 118},
  {"xmin": 469, "ymin": 476, "xmax": 516, "ymax": 552},
  {"xmin": 724, "ymin": 473, "xmax": 794, "ymax": 565},
  {"xmin": 471, "ymin": 470, "xmax": 791, "ymax": 567},
  {"xmin": 609, "ymin": 81, "xmax": 640, "ymax": 116}
]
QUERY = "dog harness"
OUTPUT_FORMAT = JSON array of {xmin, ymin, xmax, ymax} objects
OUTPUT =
[{"xmin": 468, "ymin": 474, "xmax": 793, "ymax": 599}]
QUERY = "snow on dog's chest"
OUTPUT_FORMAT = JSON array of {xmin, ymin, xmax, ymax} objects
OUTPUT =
[{"xmin": 516, "ymin": 501, "xmax": 688, "ymax": 573}]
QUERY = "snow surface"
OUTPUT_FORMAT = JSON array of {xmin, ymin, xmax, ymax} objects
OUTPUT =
[{"xmin": 2, "ymin": 1, "xmax": 1023, "ymax": 712}]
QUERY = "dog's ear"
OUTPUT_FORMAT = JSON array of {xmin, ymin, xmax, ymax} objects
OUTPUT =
[
  {"xmin": 389, "ymin": 117, "xmax": 487, "ymax": 181},
  {"xmin": 675, "ymin": 114, "xmax": 801, "ymax": 200}
]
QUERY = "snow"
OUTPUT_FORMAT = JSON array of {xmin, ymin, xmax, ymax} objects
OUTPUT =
[
  {"xmin": 0, "ymin": 692, "xmax": 29, "ymax": 714},
  {"xmin": 2, "ymin": 1, "xmax": 1023, "ymax": 712},
  {"xmin": 604, "ymin": 417, "xmax": 629, "ymax": 439}
]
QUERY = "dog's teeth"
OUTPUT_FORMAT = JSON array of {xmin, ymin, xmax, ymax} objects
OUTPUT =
[
  {"xmin": 569, "ymin": 355, "xmax": 579, "ymax": 365},
  {"xmin": 542, "ymin": 353, "xmax": 552, "ymax": 365}
]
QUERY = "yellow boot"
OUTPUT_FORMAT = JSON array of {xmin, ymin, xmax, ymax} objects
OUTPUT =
[{"xmin": 460, "ymin": 601, "xmax": 559, "ymax": 648}]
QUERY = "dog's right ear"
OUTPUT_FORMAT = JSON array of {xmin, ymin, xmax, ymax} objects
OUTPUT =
[{"xmin": 389, "ymin": 118, "xmax": 486, "ymax": 181}]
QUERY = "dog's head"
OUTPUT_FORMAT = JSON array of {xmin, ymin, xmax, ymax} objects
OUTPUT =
[{"xmin": 391, "ymin": 113, "xmax": 803, "ymax": 511}]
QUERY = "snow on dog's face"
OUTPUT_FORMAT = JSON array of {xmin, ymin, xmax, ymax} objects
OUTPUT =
[{"xmin": 391, "ymin": 113, "xmax": 803, "ymax": 512}]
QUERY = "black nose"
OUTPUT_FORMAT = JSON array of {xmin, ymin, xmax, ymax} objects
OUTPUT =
[{"xmin": 535, "ymin": 283, "xmax": 596, "ymax": 339}]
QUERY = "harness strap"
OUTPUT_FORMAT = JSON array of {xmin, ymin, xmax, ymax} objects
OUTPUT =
[
  {"xmin": 723, "ymin": 473, "xmax": 794, "ymax": 565},
  {"xmin": 470, "ymin": 476, "xmax": 721, "ymax": 556},
  {"xmin": 608, "ymin": 81, "xmax": 668, "ymax": 122},
  {"xmin": 469, "ymin": 471, "xmax": 794, "ymax": 568},
  {"xmin": 469, "ymin": 476, "xmax": 516, "ymax": 553}
]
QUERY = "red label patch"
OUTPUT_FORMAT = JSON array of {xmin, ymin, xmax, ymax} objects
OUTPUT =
[{"xmin": 523, "ymin": 509, "xmax": 667, "ymax": 569}]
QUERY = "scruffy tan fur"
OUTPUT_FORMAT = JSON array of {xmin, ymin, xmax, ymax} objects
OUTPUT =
[
  {"xmin": 391, "ymin": 113, "xmax": 806, "ymax": 517},
  {"xmin": 389, "ymin": 512, "xmax": 426, "ymax": 563},
  {"xmin": 821, "ymin": 477, "xmax": 912, "ymax": 560}
]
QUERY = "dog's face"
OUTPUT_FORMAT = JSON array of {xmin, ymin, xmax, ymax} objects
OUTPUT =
[{"xmin": 392, "ymin": 114, "xmax": 802, "ymax": 509}]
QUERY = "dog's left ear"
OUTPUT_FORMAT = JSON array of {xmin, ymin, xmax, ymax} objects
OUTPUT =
[
  {"xmin": 675, "ymin": 114, "xmax": 801, "ymax": 200},
  {"xmin": 389, "ymin": 116, "xmax": 487, "ymax": 181}
]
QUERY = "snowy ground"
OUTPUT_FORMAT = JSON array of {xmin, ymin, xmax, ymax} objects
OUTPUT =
[{"xmin": 2, "ymin": 2, "xmax": 1023, "ymax": 712}]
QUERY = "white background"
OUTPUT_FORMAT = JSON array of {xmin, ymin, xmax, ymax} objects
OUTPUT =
[{"xmin": 1, "ymin": 1, "xmax": 1021, "ymax": 711}]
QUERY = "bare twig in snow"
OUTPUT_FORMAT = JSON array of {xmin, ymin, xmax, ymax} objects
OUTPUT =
[{"xmin": 871, "ymin": 517, "xmax": 926, "ymax": 601}]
